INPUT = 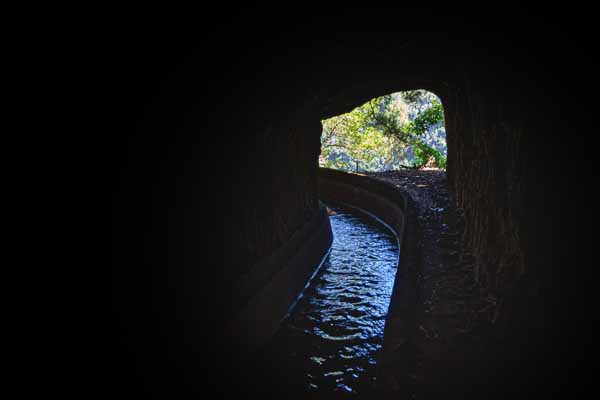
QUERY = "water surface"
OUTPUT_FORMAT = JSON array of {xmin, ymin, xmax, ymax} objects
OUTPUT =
[{"xmin": 264, "ymin": 203, "xmax": 400, "ymax": 396}]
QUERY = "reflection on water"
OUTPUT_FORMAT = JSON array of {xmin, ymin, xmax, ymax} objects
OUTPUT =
[{"xmin": 265, "ymin": 203, "xmax": 399, "ymax": 396}]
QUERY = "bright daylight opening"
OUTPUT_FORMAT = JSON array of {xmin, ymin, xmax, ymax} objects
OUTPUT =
[{"xmin": 319, "ymin": 90, "xmax": 446, "ymax": 172}]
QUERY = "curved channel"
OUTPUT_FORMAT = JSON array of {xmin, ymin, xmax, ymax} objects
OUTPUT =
[{"xmin": 263, "ymin": 202, "xmax": 400, "ymax": 396}]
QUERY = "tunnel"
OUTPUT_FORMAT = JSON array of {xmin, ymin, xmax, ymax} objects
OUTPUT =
[{"xmin": 110, "ymin": 12, "xmax": 592, "ymax": 400}]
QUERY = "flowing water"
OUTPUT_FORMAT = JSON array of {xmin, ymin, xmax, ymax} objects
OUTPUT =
[{"xmin": 263, "ymin": 203, "xmax": 400, "ymax": 396}]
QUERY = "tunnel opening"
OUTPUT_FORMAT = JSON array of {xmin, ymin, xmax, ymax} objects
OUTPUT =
[{"xmin": 319, "ymin": 90, "xmax": 447, "ymax": 174}]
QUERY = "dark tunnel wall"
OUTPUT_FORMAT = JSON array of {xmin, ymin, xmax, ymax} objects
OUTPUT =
[{"xmin": 110, "ymin": 12, "xmax": 594, "ymax": 398}]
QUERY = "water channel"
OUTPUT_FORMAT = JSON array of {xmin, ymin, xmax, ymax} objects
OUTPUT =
[{"xmin": 262, "ymin": 202, "xmax": 400, "ymax": 396}]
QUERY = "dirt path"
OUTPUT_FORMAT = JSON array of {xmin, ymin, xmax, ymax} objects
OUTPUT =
[{"xmin": 367, "ymin": 169, "xmax": 496, "ymax": 398}]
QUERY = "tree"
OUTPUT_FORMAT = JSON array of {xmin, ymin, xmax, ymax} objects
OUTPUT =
[{"xmin": 320, "ymin": 90, "xmax": 446, "ymax": 171}]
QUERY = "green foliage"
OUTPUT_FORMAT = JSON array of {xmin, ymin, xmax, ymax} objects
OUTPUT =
[
  {"xmin": 320, "ymin": 90, "xmax": 447, "ymax": 171},
  {"xmin": 399, "ymin": 89, "xmax": 427, "ymax": 106},
  {"xmin": 412, "ymin": 139, "xmax": 447, "ymax": 169},
  {"xmin": 404, "ymin": 100, "xmax": 445, "ymax": 137}
]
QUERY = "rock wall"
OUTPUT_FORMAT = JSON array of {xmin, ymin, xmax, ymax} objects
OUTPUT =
[
  {"xmin": 441, "ymin": 76, "xmax": 565, "ymax": 357},
  {"xmin": 223, "ymin": 116, "xmax": 324, "ymax": 299},
  {"xmin": 226, "ymin": 203, "xmax": 332, "ymax": 357},
  {"xmin": 444, "ymin": 86, "xmax": 527, "ymax": 331}
]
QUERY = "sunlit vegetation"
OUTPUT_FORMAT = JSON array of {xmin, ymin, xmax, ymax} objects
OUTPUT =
[{"xmin": 319, "ymin": 90, "xmax": 446, "ymax": 172}]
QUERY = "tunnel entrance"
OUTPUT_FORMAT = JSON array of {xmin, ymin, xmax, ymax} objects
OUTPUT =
[{"xmin": 319, "ymin": 90, "xmax": 447, "ymax": 173}]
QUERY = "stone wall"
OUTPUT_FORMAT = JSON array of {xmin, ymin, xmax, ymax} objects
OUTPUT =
[
  {"xmin": 442, "ymin": 83, "xmax": 545, "ymax": 345},
  {"xmin": 224, "ymin": 116, "xmax": 324, "ymax": 286},
  {"xmin": 226, "ymin": 203, "xmax": 333, "ymax": 357}
]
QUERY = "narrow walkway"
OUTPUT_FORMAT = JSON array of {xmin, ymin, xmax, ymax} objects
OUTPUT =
[{"xmin": 368, "ymin": 170, "xmax": 495, "ymax": 398}]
